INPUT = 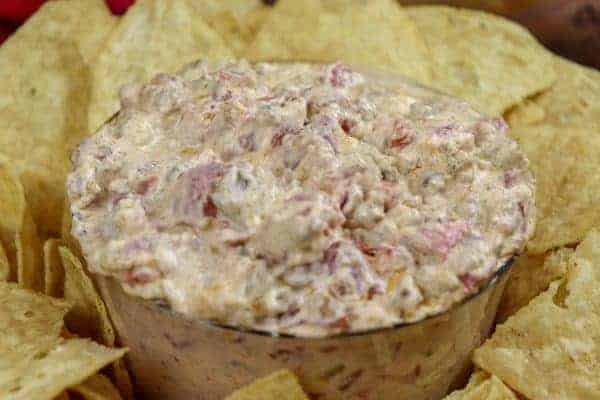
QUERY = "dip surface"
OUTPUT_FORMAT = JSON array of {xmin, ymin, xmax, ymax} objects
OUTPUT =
[{"xmin": 68, "ymin": 61, "xmax": 535, "ymax": 337}]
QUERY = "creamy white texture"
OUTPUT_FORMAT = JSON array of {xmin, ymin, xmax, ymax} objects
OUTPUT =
[{"xmin": 68, "ymin": 60, "xmax": 535, "ymax": 337}]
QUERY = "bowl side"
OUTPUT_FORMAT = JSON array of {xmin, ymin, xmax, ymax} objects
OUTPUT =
[{"xmin": 96, "ymin": 267, "xmax": 509, "ymax": 400}]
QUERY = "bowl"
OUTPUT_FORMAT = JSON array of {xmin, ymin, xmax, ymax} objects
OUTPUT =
[{"xmin": 94, "ymin": 258, "xmax": 513, "ymax": 400}]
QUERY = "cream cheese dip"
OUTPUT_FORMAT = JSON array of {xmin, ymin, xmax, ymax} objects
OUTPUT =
[{"xmin": 68, "ymin": 60, "xmax": 535, "ymax": 337}]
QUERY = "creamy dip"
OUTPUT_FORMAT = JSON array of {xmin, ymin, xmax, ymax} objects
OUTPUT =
[{"xmin": 68, "ymin": 60, "xmax": 535, "ymax": 337}]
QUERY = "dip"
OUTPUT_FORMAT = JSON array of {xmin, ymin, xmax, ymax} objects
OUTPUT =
[{"xmin": 68, "ymin": 60, "xmax": 535, "ymax": 337}]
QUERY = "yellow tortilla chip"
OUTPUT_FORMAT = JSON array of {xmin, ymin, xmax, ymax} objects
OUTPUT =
[
  {"xmin": 56, "ymin": 244, "xmax": 133, "ymax": 399},
  {"xmin": 43, "ymin": 239, "xmax": 66, "ymax": 298},
  {"xmin": 225, "ymin": 370, "xmax": 309, "ymax": 400},
  {"xmin": 0, "ymin": 37, "xmax": 88, "ymax": 238},
  {"xmin": 0, "ymin": 241, "xmax": 9, "ymax": 282},
  {"xmin": 189, "ymin": 0, "xmax": 267, "ymax": 56},
  {"xmin": 87, "ymin": 0, "xmax": 235, "ymax": 133},
  {"xmin": 0, "ymin": 282, "xmax": 70, "ymax": 352},
  {"xmin": 1, "ymin": 338, "xmax": 127, "ymax": 400},
  {"xmin": 474, "ymin": 230, "xmax": 600, "ymax": 400},
  {"xmin": 59, "ymin": 247, "xmax": 115, "ymax": 346},
  {"xmin": 407, "ymin": 5, "xmax": 556, "ymax": 116},
  {"xmin": 69, "ymin": 374, "xmax": 123, "ymax": 400},
  {"xmin": 0, "ymin": 282, "xmax": 127, "ymax": 400},
  {"xmin": 497, "ymin": 249, "xmax": 573, "ymax": 322},
  {"xmin": 506, "ymin": 56, "xmax": 600, "ymax": 130},
  {"xmin": 0, "ymin": 162, "xmax": 43, "ymax": 290},
  {"xmin": 10, "ymin": 0, "xmax": 116, "ymax": 64},
  {"xmin": 0, "ymin": 0, "xmax": 116, "ymax": 237},
  {"xmin": 245, "ymin": 0, "xmax": 433, "ymax": 84},
  {"xmin": 508, "ymin": 124, "xmax": 600, "ymax": 253},
  {"xmin": 444, "ymin": 370, "xmax": 519, "ymax": 399}
]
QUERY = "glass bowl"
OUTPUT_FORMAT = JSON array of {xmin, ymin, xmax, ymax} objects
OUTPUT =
[{"xmin": 94, "ymin": 258, "xmax": 513, "ymax": 400}]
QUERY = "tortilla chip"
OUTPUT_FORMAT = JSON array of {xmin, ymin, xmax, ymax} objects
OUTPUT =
[
  {"xmin": 1, "ymin": 338, "xmax": 127, "ymax": 400},
  {"xmin": 59, "ymin": 247, "xmax": 115, "ymax": 346},
  {"xmin": 497, "ymin": 249, "xmax": 573, "ymax": 322},
  {"xmin": 43, "ymin": 239, "xmax": 66, "ymax": 298},
  {"xmin": 56, "ymin": 244, "xmax": 133, "ymax": 398},
  {"xmin": 87, "ymin": 0, "xmax": 235, "ymax": 133},
  {"xmin": 0, "ymin": 35, "xmax": 89, "ymax": 237},
  {"xmin": 474, "ymin": 230, "xmax": 600, "ymax": 400},
  {"xmin": 508, "ymin": 124, "xmax": 600, "ymax": 254},
  {"xmin": 10, "ymin": 0, "xmax": 116, "ymax": 64},
  {"xmin": 245, "ymin": 0, "xmax": 433, "ymax": 85},
  {"xmin": 225, "ymin": 370, "xmax": 309, "ymax": 400},
  {"xmin": 406, "ymin": 5, "xmax": 556, "ymax": 116},
  {"xmin": 189, "ymin": 0, "xmax": 267, "ymax": 56},
  {"xmin": 0, "ymin": 282, "xmax": 71, "ymax": 352},
  {"xmin": 0, "ymin": 162, "xmax": 43, "ymax": 290},
  {"xmin": 443, "ymin": 370, "xmax": 519, "ymax": 399},
  {"xmin": 0, "ymin": 282, "xmax": 127, "ymax": 400},
  {"xmin": 506, "ymin": 56, "xmax": 600, "ymax": 130},
  {"xmin": 0, "ymin": 0, "xmax": 117, "ymax": 237},
  {"xmin": 0, "ymin": 242, "xmax": 8, "ymax": 282},
  {"xmin": 69, "ymin": 374, "xmax": 123, "ymax": 400}
]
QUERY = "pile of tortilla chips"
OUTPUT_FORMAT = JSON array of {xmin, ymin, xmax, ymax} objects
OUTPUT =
[{"xmin": 0, "ymin": 0, "xmax": 598, "ymax": 399}]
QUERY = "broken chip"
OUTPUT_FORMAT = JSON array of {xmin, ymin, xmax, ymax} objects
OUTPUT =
[
  {"xmin": 407, "ymin": 5, "xmax": 556, "ymax": 116},
  {"xmin": 474, "ymin": 230, "xmax": 600, "ymax": 400},
  {"xmin": 245, "ymin": 0, "xmax": 433, "ymax": 85},
  {"xmin": 225, "ymin": 369, "xmax": 309, "ymax": 400},
  {"xmin": 87, "ymin": 0, "xmax": 235, "ymax": 134}
]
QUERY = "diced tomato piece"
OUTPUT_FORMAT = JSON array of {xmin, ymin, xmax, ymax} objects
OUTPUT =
[
  {"xmin": 105, "ymin": 0, "xmax": 135, "ymax": 15},
  {"xmin": 0, "ymin": 0, "xmax": 46, "ymax": 23}
]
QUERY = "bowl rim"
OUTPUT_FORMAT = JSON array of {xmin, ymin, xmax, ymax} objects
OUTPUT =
[{"xmin": 120, "ymin": 255, "xmax": 515, "ymax": 340}]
